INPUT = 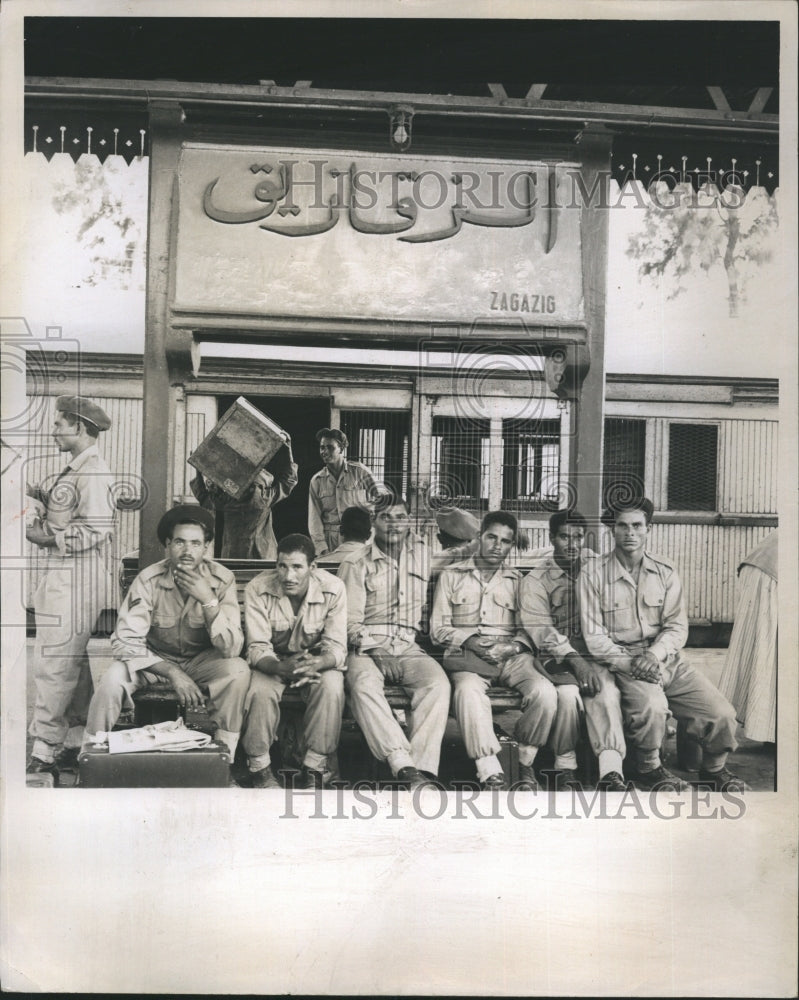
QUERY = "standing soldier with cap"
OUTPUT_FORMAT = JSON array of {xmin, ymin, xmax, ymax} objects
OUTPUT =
[
  {"xmin": 580, "ymin": 497, "xmax": 747, "ymax": 792},
  {"xmin": 82, "ymin": 505, "xmax": 250, "ymax": 779},
  {"xmin": 26, "ymin": 395, "xmax": 116, "ymax": 780}
]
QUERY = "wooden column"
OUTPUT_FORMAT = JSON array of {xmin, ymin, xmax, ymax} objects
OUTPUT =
[
  {"xmin": 140, "ymin": 101, "xmax": 183, "ymax": 567},
  {"xmin": 574, "ymin": 129, "xmax": 612, "ymax": 525}
]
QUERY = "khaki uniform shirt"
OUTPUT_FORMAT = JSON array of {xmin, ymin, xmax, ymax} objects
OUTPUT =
[
  {"xmin": 579, "ymin": 550, "xmax": 688, "ymax": 672},
  {"xmin": 308, "ymin": 460, "xmax": 377, "ymax": 555},
  {"xmin": 518, "ymin": 551, "xmax": 597, "ymax": 665},
  {"xmin": 244, "ymin": 567, "xmax": 347, "ymax": 670},
  {"xmin": 338, "ymin": 534, "xmax": 430, "ymax": 653},
  {"xmin": 34, "ymin": 443, "xmax": 115, "ymax": 562},
  {"xmin": 430, "ymin": 556, "xmax": 530, "ymax": 651},
  {"xmin": 112, "ymin": 558, "xmax": 243, "ymax": 672}
]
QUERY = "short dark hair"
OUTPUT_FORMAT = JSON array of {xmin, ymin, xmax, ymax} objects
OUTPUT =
[
  {"xmin": 277, "ymin": 533, "xmax": 316, "ymax": 564},
  {"xmin": 62, "ymin": 411, "xmax": 100, "ymax": 439},
  {"xmin": 602, "ymin": 497, "xmax": 655, "ymax": 526},
  {"xmin": 340, "ymin": 506, "xmax": 372, "ymax": 542},
  {"xmin": 315, "ymin": 427, "xmax": 348, "ymax": 449},
  {"xmin": 549, "ymin": 509, "xmax": 588, "ymax": 536},
  {"xmin": 480, "ymin": 510, "xmax": 518, "ymax": 540},
  {"xmin": 167, "ymin": 518, "xmax": 214, "ymax": 544},
  {"xmin": 373, "ymin": 493, "xmax": 409, "ymax": 516}
]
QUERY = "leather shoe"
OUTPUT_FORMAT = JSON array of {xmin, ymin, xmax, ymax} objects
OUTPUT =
[
  {"xmin": 27, "ymin": 755, "xmax": 59, "ymax": 777},
  {"xmin": 55, "ymin": 747, "xmax": 81, "ymax": 770},
  {"xmin": 250, "ymin": 765, "xmax": 281, "ymax": 789},
  {"xmin": 513, "ymin": 763, "xmax": 539, "ymax": 791},
  {"xmin": 630, "ymin": 765, "xmax": 689, "ymax": 791},
  {"xmin": 697, "ymin": 767, "xmax": 750, "ymax": 793},
  {"xmin": 480, "ymin": 773, "xmax": 508, "ymax": 791},
  {"xmin": 597, "ymin": 771, "xmax": 630, "ymax": 792},
  {"xmin": 396, "ymin": 766, "xmax": 429, "ymax": 790},
  {"xmin": 550, "ymin": 769, "xmax": 583, "ymax": 791},
  {"xmin": 296, "ymin": 767, "xmax": 340, "ymax": 789},
  {"xmin": 26, "ymin": 756, "xmax": 59, "ymax": 787}
]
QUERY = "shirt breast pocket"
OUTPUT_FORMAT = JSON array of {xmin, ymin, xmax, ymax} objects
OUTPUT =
[
  {"xmin": 490, "ymin": 590, "xmax": 517, "ymax": 625},
  {"xmin": 450, "ymin": 589, "xmax": 479, "ymax": 626},
  {"xmin": 600, "ymin": 590, "xmax": 638, "ymax": 637},
  {"xmin": 152, "ymin": 612, "xmax": 178, "ymax": 630},
  {"xmin": 150, "ymin": 612, "xmax": 179, "ymax": 646},
  {"xmin": 314, "ymin": 482, "xmax": 337, "ymax": 514},
  {"xmin": 641, "ymin": 578, "xmax": 666, "ymax": 627},
  {"xmin": 299, "ymin": 606, "xmax": 325, "ymax": 648}
]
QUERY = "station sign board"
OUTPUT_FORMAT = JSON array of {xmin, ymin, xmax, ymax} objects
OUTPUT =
[{"xmin": 173, "ymin": 143, "xmax": 585, "ymax": 330}]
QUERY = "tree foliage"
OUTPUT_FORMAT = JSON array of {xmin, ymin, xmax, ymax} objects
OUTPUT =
[{"xmin": 626, "ymin": 182, "xmax": 779, "ymax": 317}]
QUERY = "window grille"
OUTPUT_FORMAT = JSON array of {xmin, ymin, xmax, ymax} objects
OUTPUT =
[
  {"xmin": 339, "ymin": 409, "xmax": 410, "ymax": 499},
  {"xmin": 602, "ymin": 418, "xmax": 646, "ymax": 508},
  {"xmin": 430, "ymin": 416, "xmax": 490, "ymax": 511},
  {"xmin": 501, "ymin": 418, "xmax": 560, "ymax": 512},
  {"xmin": 668, "ymin": 423, "xmax": 718, "ymax": 510}
]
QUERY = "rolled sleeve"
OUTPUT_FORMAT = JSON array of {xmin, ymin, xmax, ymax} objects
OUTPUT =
[
  {"xmin": 244, "ymin": 580, "xmax": 277, "ymax": 667},
  {"xmin": 578, "ymin": 566, "xmax": 633, "ymax": 674},
  {"xmin": 518, "ymin": 575, "xmax": 576, "ymax": 664},
  {"xmin": 275, "ymin": 460, "xmax": 299, "ymax": 501},
  {"xmin": 111, "ymin": 577, "xmax": 163, "ymax": 673},
  {"xmin": 430, "ymin": 570, "xmax": 478, "ymax": 650}
]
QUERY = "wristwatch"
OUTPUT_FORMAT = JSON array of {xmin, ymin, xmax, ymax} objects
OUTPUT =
[{"xmin": 201, "ymin": 598, "xmax": 220, "ymax": 610}]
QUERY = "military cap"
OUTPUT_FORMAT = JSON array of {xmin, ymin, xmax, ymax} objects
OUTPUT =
[
  {"xmin": 436, "ymin": 506, "xmax": 480, "ymax": 541},
  {"xmin": 55, "ymin": 395, "xmax": 111, "ymax": 431},
  {"xmin": 157, "ymin": 504, "xmax": 216, "ymax": 545},
  {"xmin": 601, "ymin": 496, "xmax": 655, "ymax": 526}
]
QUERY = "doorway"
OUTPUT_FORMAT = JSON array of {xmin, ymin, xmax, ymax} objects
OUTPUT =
[{"xmin": 216, "ymin": 394, "xmax": 331, "ymax": 542}]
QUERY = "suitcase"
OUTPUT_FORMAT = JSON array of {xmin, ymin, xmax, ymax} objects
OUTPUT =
[{"xmin": 78, "ymin": 743, "xmax": 230, "ymax": 788}]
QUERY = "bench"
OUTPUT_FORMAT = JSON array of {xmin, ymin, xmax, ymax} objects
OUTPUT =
[{"xmin": 87, "ymin": 556, "xmax": 523, "ymax": 723}]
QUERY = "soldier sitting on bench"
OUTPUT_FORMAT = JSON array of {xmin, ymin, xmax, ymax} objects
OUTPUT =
[
  {"xmin": 241, "ymin": 533, "xmax": 347, "ymax": 789},
  {"xmin": 431, "ymin": 510, "xmax": 562, "ymax": 791},
  {"xmin": 338, "ymin": 497, "xmax": 450, "ymax": 789},
  {"xmin": 518, "ymin": 509, "xmax": 629, "ymax": 792},
  {"xmin": 83, "ymin": 505, "xmax": 250, "ymax": 780},
  {"xmin": 580, "ymin": 496, "xmax": 747, "ymax": 792}
]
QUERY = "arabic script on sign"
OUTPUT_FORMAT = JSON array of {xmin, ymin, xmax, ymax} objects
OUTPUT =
[{"xmin": 202, "ymin": 159, "xmax": 561, "ymax": 252}]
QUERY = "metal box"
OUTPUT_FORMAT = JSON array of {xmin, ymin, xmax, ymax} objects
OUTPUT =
[{"xmin": 187, "ymin": 396, "xmax": 289, "ymax": 500}]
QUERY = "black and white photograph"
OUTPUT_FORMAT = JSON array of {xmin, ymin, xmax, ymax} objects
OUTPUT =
[{"xmin": 1, "ymin": 2, "xmax": 796, "ymax": 995}]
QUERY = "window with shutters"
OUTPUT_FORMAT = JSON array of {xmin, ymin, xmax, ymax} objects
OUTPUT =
[
  {"xmin": 668, "ymin": 423, "xmax": 718, "ymax": 510},
  {"xmin": 602, "ymin": 418, "xmax": 647, "ymax": 508}
]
